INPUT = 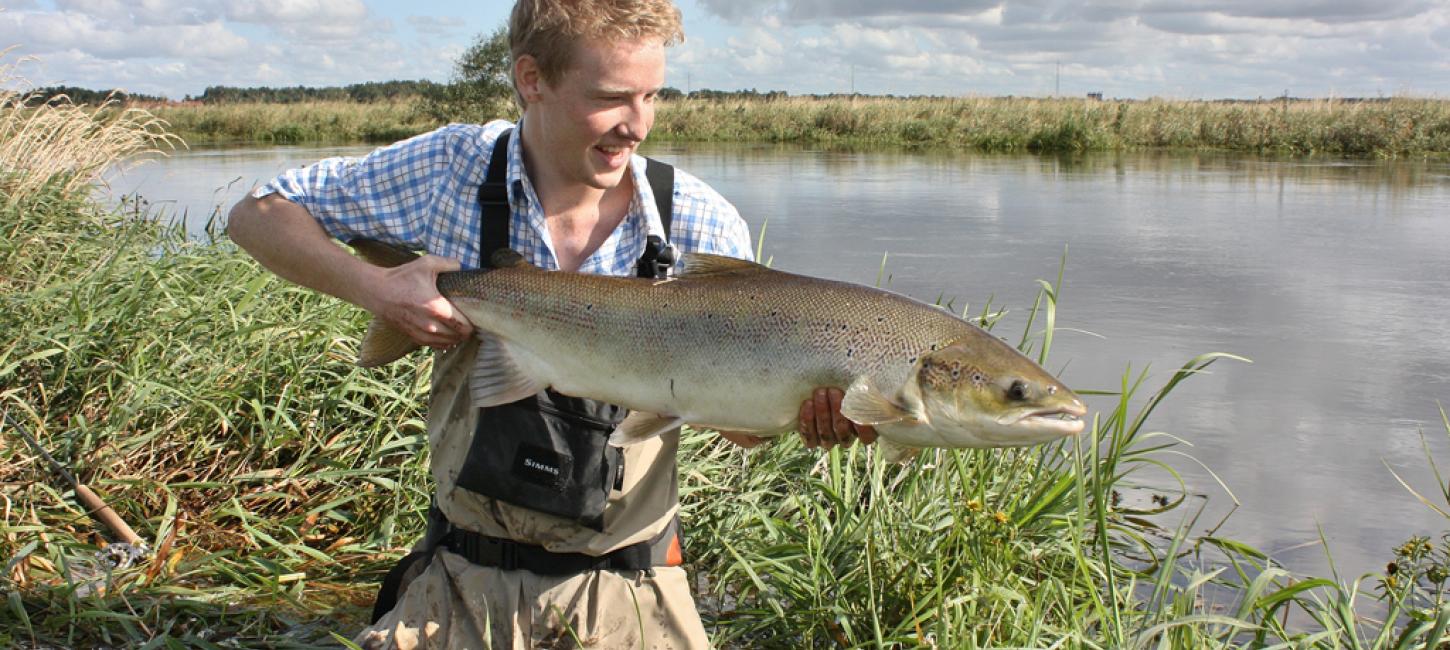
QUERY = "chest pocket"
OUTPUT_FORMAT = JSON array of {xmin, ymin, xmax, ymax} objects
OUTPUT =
[{"xmin": 453, "ymin": 390, "xmax": 625, "ymax": 531}]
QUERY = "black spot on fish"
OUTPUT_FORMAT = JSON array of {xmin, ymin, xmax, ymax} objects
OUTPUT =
[
  {"xmin": 670, "ymin": 378, "xmax": 676, "ymax": 398},
  {"xmin": 586, "ymin": 304, "xmax": 593, "ymax": 311},
  {"xmin": 846, "ymin": 349, "xmax": 853, "ymax": 358},
  {"xmin": 840, "ymin": 324, "xmax": 848, "ymax": 332}
]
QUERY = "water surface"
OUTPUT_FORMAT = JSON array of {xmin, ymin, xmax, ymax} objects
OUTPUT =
[{"xmin": 106, "ymin": 141, "xmax": 1450, "ymax": 580}]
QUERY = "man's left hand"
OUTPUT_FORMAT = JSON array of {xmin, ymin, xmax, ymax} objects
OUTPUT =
[
  {"xmin": 719, "ymin": 387, "xmax": 878, "ymax": 450},
  {"xmin": 798, "ymin": 387, "xmax": 877, "ymax": 449}
]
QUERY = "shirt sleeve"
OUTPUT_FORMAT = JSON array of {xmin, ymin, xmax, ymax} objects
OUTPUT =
[{"xmin": 252, "ymin": 123, "xmax": 497, "ymax": 253}]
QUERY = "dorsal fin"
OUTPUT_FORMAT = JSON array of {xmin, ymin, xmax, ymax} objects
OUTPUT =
[
  {"xmin": 350, "ymin": 239, "xmax": 420, "ymax": 268},
  {"xmin": 490, "ymin": 248, "xmax": 531, "ymax": 269},
  {"xmin": 679, "ymin": 252, "xmax": 770, "ymax": 278}
]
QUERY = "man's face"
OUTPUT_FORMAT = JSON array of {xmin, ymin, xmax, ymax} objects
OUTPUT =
[{"xmin": 521, "ymin": 36, "xmax": 666, "ymax": 191}]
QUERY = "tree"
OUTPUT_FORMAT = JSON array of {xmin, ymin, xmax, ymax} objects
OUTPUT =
[{"xmin": 423, "ymin": 25, "xmax": 518, "ymax": 123}]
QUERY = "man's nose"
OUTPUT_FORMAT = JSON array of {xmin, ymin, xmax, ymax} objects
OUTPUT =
[{"xmin": 617, "ymin": 98, "xmax": 650, "ymax": 140}]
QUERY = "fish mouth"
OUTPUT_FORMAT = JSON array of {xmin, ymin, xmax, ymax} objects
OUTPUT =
[{"xmin": 1013, "ymin": 400, "xmax": 1088, "ymax": 436}]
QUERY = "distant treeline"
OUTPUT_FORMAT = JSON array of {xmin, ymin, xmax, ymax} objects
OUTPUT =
[
  {"xmin": 23, "ymin": 80, "xmax": 443, "ymax": 106},
  {"xmin": 25, "ymin": 79, "xmax": 1413, "ymax": 108},
  {"xmin": 190, "ymin": 80, "xmax": 443, "ymax": 104},
  {"xmin": 26, "ymin": 85, "xmax": 168, "ymax": 106}
]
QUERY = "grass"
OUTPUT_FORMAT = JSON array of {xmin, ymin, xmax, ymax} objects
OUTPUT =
[
  {"xmin": 141, "ymin": 95, "xmax": 1450, "ymax": 157},
  {"xmin": 148, "ymin": 100, "xmax": 443, "ymax": 145},
  {"xmin": 2, "ymin": 52, "xmax": 1448, "ymax": 647},
  {"xmin": 650, "ymin": 95, "xmax": 1450, "ymax": 157},
  {"xmin": 0, "ymin": 52, "xmax": 178, "ymax": 206},
  {"xmin": 3, "ymin": 191, "xmax": 1448, "ymax": 647}
]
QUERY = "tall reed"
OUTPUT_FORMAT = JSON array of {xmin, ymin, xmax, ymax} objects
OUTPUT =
[
  {"xmin": 149, "ymin": 100, "xmax": 441, "ymax": 145},
  {"xmin": 651, "ymin": 96, "xmax": 1450, "ymax": 157},
  {"xmin": 1, "ymin": 54, "xmax": 1445, "ymax": 645},
  {"xmin": 0, "ymin": 50, "xmax": 177, "ymax": 206}
]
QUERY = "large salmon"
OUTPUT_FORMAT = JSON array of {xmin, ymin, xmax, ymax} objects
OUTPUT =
[{"xmin": 353, "ymin": 241, "xmax": 1086, "ymax": 459}]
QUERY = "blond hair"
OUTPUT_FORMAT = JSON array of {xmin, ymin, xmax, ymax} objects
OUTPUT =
[{"xmin": 509, "ymin": 0, "xmax": 684, "ymax": 103}]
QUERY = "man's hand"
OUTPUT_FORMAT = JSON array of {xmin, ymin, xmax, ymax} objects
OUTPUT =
[
  {"xmin": 227, "ymin": 194, "xmax": 472, "ymax": 352},
  {"xmin": 719, "ymin": 387, "xmax": 878, "ymax": 450},
  {"xmin": 798, "ymin": 387, "xmax": 877, "ymax": 449},
  {"xmin": 364, "ymin": 255, "xmax": 474, "ymax": 350}
]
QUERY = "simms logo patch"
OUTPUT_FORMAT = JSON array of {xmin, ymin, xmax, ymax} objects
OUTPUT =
[{"xmin": 512, "ymin": 444, "xmax": 572, "ymax": 491}]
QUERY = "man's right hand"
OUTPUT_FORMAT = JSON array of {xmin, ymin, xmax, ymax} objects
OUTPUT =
[
  {"xmin": 364, "ymin": 255, "xmax": 474, "ymax": 350},
  {"xmin": 227, "ymin": 194, "xmax": 474, "ymax": 351}
]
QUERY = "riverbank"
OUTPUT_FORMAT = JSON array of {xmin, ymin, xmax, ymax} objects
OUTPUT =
[
  {"xmin": 4, "ymin": 187, "xmax": 1448, "ymax": 648},
  {"xmin": 148, "ymin": 96, "xmax": 1450, "ymax": 157},
  {"xmin": 3, "ymin": 81, "xmax": 1447, "ymax": 647}
]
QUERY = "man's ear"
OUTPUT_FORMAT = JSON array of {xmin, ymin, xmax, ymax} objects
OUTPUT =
[{"xmin": 514, "ymin": 54, "xmax": 544, "ymax": 104}]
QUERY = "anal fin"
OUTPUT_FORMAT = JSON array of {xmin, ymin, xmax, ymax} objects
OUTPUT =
[
  {"xmin": 469, "ymin": 335, "xmax": 548, "ymax": 407},
  {"xmin": 878, "ymin": 438, "xmax": 923, "ymax": 464},
  {"xmin": 609, "ymin": 412, "xmax": 685, "ymax": 447}
]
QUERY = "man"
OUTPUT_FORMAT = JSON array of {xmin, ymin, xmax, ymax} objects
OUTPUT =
[{"xmin": 227, "ymin": 0, "xmax": 873, "ymax": 647}]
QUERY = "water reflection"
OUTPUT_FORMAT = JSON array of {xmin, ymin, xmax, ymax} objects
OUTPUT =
[
  {"xmin": 112, "ymin": 141, "xmax": 1450, "ymax": 580},
  {"xmin": 653, "ymin": 142, "xmax": 1450, "ymax": 579}
]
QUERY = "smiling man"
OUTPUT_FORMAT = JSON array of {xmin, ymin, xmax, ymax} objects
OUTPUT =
[{"xmin": 226, "ymin": 1, "xmax": 873, "ymax": 647}]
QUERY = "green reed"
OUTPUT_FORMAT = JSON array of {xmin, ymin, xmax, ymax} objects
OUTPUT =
[
  {"xmin": 1, "ymin": 186, "xmax": 1446, "ymax": 647},
  {"xmin": 651, "ymin": 96, "xmax": 1450, "ymax": 157},
  {"xmin": 146, "ymin": 95, "xmax": 1450, "ymax": 157},
  {"xmin": 149, "ymin": 100, "xmax": 441, "ymax": 145}
]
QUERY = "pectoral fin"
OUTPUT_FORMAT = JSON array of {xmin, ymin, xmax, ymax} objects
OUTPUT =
[
  {"xmin": 609, "ymin": 412, "xmax": 685, "ymax": 447},
  {"xmin": 359, "ymin": 317, "xmax": 421, "ymax": 367},
  {"xmin": 469, "ymin": 335, "xmax": 548, "ymax": 407},
  {"xmin": 840, "ymin": 377, "xmax": 922, "ymax": 426}
]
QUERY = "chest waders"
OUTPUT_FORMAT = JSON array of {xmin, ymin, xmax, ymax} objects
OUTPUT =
[{"xmin": 371, "ymin": 128, "xmax": 685, "ymax": 623}]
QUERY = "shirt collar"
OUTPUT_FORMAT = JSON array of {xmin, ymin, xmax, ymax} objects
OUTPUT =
[{"xmin": 504, "ymin": 119, "xmax": 662, "ymax": 269}]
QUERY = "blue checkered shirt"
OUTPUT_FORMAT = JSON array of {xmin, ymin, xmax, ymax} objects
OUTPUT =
[{"xmin": 254, "ymin": 119, "xmax": 753, "ymax": 273}]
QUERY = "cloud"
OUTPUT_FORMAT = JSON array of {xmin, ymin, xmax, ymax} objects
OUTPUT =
[
  {"xmin": 225, "ymin": 0, "xmax": 380, "ymax": 43},
  {"xmin": 408, "ymin": 15, "xmax": 467, "ymax": 37},
  {"xmin": 0, "ymin": 10, "xmax": 250, "ymax": 60},
  {"xmin": 0, "ymin": 1, "xmax": 460, "ymax": 98},
  {"xmin": 683, "ymin": 0, "xmax": 1450, "ymax": 97},
  {"xmin": 52, "ymin": 0, "xmax": 223, "ymax": 26},
  {"xmin": 696, "ymin": 0, "xmax": 1000, "ymax": 22},
  {"xmin": 225, "ymin": 0, "xmax": 368, "ymax": 25}
]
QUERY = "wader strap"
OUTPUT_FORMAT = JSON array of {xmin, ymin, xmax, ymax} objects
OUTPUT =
[
  {"xmin": 645, "ymin": 157, "xmax": 674, "ymax": 235},
  {"xmin": 477, "ymin": 127, "xmax": 677, "ymax": 272},
  {"xmin": 370, "ymin": 502, "xmax": 453, "ymax": 624},
  {"xmin": 478, "ymin": 129, "xmax": 512, "ymax": 267}
]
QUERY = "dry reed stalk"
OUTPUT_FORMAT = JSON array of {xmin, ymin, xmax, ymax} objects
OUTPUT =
[{"xmin": 0, "ymin": 48, "xmax": 180, "ymax": 206}]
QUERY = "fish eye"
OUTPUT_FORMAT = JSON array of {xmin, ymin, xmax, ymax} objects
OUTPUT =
[{"xmin": 1008, "ymin": 380, "xmax": 1030, "ymax": 401}]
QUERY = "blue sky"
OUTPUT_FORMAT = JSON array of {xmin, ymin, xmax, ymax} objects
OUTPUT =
[{"xmin": 2, "ymin": 0, "xmax": 1447, "ymax": 100}]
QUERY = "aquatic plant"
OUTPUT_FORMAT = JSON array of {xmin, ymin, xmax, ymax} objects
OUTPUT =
[{"xmin": 0, "ymin": 49, "xmax": 176, "ymax": 206}]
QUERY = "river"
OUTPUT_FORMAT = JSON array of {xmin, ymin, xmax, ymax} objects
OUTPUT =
[{"xmin": 105, "ymin": 140, "xmax": 1450, "ymax": 582}]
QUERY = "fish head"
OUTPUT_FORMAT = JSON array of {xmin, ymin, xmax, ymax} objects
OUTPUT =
[{"xmin": 913, "ymin": 337, "xmax": 1087, "ymax": 448}]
